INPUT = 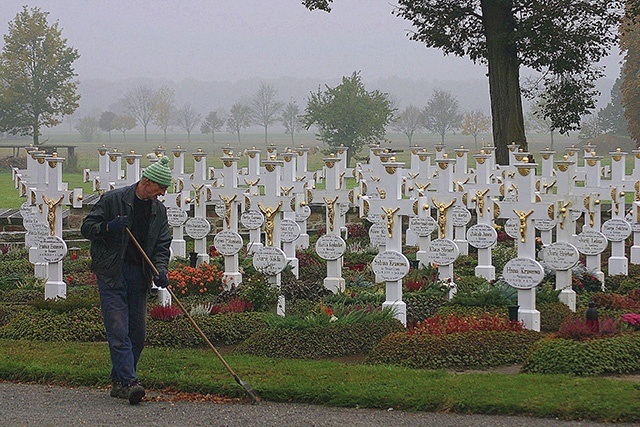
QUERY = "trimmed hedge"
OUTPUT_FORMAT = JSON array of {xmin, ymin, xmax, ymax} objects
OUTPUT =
[
  {"xmin": 367, "ymin": 330, "xmax": 542, "ymax": 370},
  {"xmin": 0, "ymin": 306, "xmax": 105, "ymax": 342},
  {"xmin": 522, "ymin": 333, "xmax": 640, "ymax": 376},
  {"xmin": 234, "ymin": 319, "xmax": 404, "ymax": 359},
  {"xmin": 145, "ymin": 312, "xmax": 270, "ymax": 347}
]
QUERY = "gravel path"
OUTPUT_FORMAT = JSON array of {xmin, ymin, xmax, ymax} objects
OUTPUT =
[{"xmin": 2, "ymin": 381, "xmax": 639, "ymax": 427}]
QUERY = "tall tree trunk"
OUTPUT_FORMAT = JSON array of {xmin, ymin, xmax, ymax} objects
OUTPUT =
[
  {"xmin": 482, "ymin": 0, "xmax": 526, "ymax": 165},
  {"xmin": 33, "ymin": 114, "xmax": 39, "ymax": 145}
]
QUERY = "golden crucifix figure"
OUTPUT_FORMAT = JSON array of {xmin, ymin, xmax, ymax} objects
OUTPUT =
[
  {"xmin": 381, "ymin": 206, "xmax": 400, "ymax": 238},
  {"xmin": 323, "ymin": 196, "xmax": 339, "ymax": 232},
  {"xmin": 431, "ymin": 197, "xmax": 456, "ymax": 238},
  {"xmin": 42, "ymin": 194, "xmax": 65, "ymax": 236},
  {"xmin": 473, "ymin": 188, "xmax": 490, "ymax": 217},
  {"xmin": 558, "ymin": 201, "xmax": 571, "ymax": 230},
  {"xmin": 219, "ymin": 194, "xmax": 237, "ymax": 229},
  {"xmin": 192, "ymin": 184, "xmax": 204, "ymax": 206},
  {"xmin": 258, "ymin": 201, "xmax": 282, "ymax": 246},
  {"xmin": 513, "ymin": 209, "xmax": 534, "ymax": 242}
]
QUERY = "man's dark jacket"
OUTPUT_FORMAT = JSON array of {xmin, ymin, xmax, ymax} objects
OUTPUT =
[{"xmin": 81, "ymin": 182, "xmax": 172, "ymax": 286}]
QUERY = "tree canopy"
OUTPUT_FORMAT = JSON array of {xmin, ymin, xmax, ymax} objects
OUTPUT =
[
  {"xmin": 301, "ymin": 71, "xmax": 395, "ymax": 167},
  {"xmin": 302, "ymin": 1, "xmax": 636, "ymax": 164},
  {"xmin": 621, "ymin": 6, "xmax": 640, "ymax": 143},
  {"xmin": 0, "ymin": 6, "xmax": 80, "ymax": 145}
]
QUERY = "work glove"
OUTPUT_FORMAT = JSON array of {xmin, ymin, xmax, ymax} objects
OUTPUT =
[
  {"xmin": 154, "ymin": 272, "xmax": 169, "ymax": 289},
  {"xmin": 107, "ymin": 215, "xmax": 128, "ymax": 232}
]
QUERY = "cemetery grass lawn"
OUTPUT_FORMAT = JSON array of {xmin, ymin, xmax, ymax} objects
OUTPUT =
[{"xmin": 1, "ymin": 340, "xmax": 639, "ymax": 422}]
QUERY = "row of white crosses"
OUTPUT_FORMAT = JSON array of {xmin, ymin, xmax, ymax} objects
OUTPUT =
[
  {"xmin": 37, "ymin": 139, "xmax": 640, "ymax": 330},
  {"xmin": 16, "ymin": 148, "xmax": 84, "ymax": 300}
]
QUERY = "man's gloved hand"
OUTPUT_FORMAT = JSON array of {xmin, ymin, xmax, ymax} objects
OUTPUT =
[
  {"xmin": 107, "ymin": 215, "xmax": 128, "ymax": 232},
  {"xmin": 154, "ymin": 272, "xmax": 169, "ymax": 289}
]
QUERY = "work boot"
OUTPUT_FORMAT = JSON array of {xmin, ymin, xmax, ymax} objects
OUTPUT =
[
  {"xmin": 110, "ymin": 381, "xmax": 127, "ymax": 399},
  {"xmin": 124, "ymin": 379, "xmax": 145, "ymax": 405}
]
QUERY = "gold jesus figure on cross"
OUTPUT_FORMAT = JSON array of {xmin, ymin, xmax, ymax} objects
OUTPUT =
[
  {"xmin": 258, "ymin": 201, "xmax": 282, "ymax": 247},
  {"xmin": 219, "ymin": 194, "xmax": 237, "ymax": 229},
  {"xmin": 42, "ymin": 194, "xmax": 65, "ymax": 236},
  {"xmin": 513, "ymin": 209, "xmax": 534, "ymax": 243},
  {"xmin": 381, "ymin": 206, "xmax": 400, "ymax": 238},
  {"xmin": 431, "ymin": 197, "xmax": 456, "ymax": 239},
  {"xmin": 323, "ymin": 196, "xmax": 338, "ymax": 232}
]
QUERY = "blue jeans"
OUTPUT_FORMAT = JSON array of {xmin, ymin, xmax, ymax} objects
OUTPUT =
[{"xmin": 97, "ymin": 261, "xmax": 148, "ymax": 385}]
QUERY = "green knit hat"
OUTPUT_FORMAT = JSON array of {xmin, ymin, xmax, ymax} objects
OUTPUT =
[{"xmin": 143, "ymin": 156, "xmax": 172, "ymax": 187}]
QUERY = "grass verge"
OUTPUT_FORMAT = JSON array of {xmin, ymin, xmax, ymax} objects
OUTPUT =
[{"xmin": 1, "ymin": 339, "xmax": 639, "ymax": 422}]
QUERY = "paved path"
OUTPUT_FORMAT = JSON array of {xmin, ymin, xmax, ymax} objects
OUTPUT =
[{"xmin": 2, "ymin": 382, "xmax": 638, "ymax": 427}]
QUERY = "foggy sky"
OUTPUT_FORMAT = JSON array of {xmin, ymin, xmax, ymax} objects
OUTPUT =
[{"xmin": 0, "ymin": 0, "xmax": 623, "ymax": 84}]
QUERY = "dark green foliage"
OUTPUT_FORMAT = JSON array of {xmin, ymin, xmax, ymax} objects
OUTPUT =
[
  {"xmin": 368, "ymin": 330, "xmax": 542, "ymax": 370},
  {"xmin": 404, "ymin": 292, "xmax": 448, "ymax": 324},
  {"xmin": 0, "ymin": 253, "xmax": 34, "ymax": 290},
  {"xmin": 452, "ymin": 255, "xmax": 477, "ymax": 277},
  {"xmin": 145, "ymin": 312, "xmax": 269, "ymax": 348},
  {"xmin": 234, "ymin": 319, "xmax": 403, "ymax": 359},
  {"xmin": 538, "ymin": 302, "xmax": 577, "ymax": 333},
  {"xmin": 280, "ymin": 266, "xmax": 331, "ymax": 304},
  {"xmin": 322, "ymin": 290, "xmax": 384, "ymax": 306},
  {"xmin": 435, "ymin": 304, "xmax": 508, "ymax": 318},
  {"xmin": 0, "ymin": 306, "xmax": 105, "ymax": 342},
  {"xmin": 450, "ymin": 280, "xmax": 516, "ymax": 307},
  {"xmin": 535, "ymin": 283, "xmax": 562, "ymax": 304},
  {"xmin": 604, "ymin": 274, "xmax": 627, "ymax": 293},
  {"xmin": 29, "ymin": 295, "xmax": 100, "ymax": 313},
  {"xmin": 1, "ymin": 289, "xmax": 41, "ymax": 304},
  {"xmin": 235, "ymin": 271, "xmax": 279, "ymax": 312},
  {"xmin": 522, "ymin": 333, "xmax": 640, "ymax": 376}
]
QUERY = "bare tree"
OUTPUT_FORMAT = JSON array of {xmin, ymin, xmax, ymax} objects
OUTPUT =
[
  {"xmin": 391, "ymin": 105, "xmax": 423, "ymax": 146},
  {"xmin": 123, "ymin": 85, "xmax": 154, "ymax": 142},
  {"xmin": 201, "ymin": 110, "xmax": 225, "ymax": 144},
  {"xmin": 461, "ymin": 109, "xmax": 491, "ymax": 148},
  {"xmin": 153, "ymin": 85, "xmax": 176, "ymax": 144},
  {"xmin": 422, "ymin": 89, "xmax": 462, "ymax": 145},
  {"xmin": 227, "ymin": 102, "xmax": 252, "ymax": 144},
  {"xmin": 175, "ymin": 103, "xmax": 201, "ymax": 143},
  {"xmin": 251, "ymin": 83, "xmax": 284, "ymax": 144},
  {"xmin": 281, "ymin": 100, "xmax": 302, "ymax": 145}
]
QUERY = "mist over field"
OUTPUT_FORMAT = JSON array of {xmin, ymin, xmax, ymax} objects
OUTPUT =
[{"xmin": 0, "ymin": 0, "xmax": 622, "ymax": 126}]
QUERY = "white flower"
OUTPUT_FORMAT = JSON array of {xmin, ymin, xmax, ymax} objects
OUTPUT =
[{"xmin": 330, "ymin": 315, "xmax": 338, "ymax": 323}]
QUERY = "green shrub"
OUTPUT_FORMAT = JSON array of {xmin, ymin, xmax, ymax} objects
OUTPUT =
[
  {"xmin": 404, "ymin": 292, "xmax": 447, "ymax": 324},
  {"xmin": 235, "ymin": 272, "xmax": 279, "ymax": 312},
  {"xmin": 0, "ymin": 289, "xmax": 42, "ymax": 304},
  {"xmin": 368, "ymin": 330, "xmax": 541, "ymax": 370},
  {"xmin": 522, "ymin": 333, "xmax": 640, "ymax": 376},
  {"xmin": 453, "ymin": 255, "xmax": 477, "ymax": 278},
  {"xmin": 145, "ymin": 312, "xmax": 269, "ymax": 347},
  {"xmin": 280, "ymin": 267, "xmax": 330, "ymax": 304},
  {"xmin": 29, "ymin": 295, "xmax": 100, "ymax": 313},
  {"xmin": 535, "ymin": 283, "xmax": 562, "ymax": 304},
  {"xmin": 538, "ymin": 302, "xmax": 577, "ymax": 333},
  {"xmin": 234, "ymin": 318, "xmax": 403, "ymax": 359},
  {"xmin": 0, "ymin": 306, "xmax": 105, "ymax": 342},
  {"xmin": 450, "ymin": 279, "xmax": 517, "ymax": 307},
  {"xmin": 491, "ymin": 243, "xmax": 518, "ymax": 273},
  {"xmin": 435, "ymin": 304, "xmax": 508, "ymax": 318}
]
